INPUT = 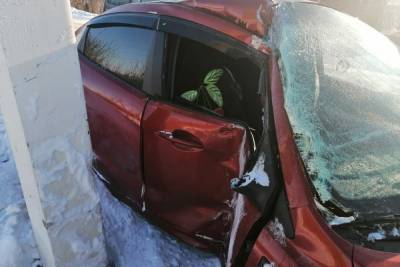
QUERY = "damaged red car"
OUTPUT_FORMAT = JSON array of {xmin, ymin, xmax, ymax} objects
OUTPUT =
[{"xmin": 76, "ymin": 0, "xmax": 400, "ymax": 266}]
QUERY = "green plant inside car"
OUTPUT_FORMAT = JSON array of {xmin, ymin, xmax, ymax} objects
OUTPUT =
[{"xmin": 180, "ymin": 68, "xmax": 224, "ymax": 111}]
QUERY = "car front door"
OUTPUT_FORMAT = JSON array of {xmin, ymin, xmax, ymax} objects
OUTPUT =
[
  {"xmin": 140, "ymin": 20, "xmax": 258, "ymax": 252},
  {"xmin": 78, "ymin": 14, "xmax": 158, "ymax": 209},
  {"xmin": 142, "ymin": 100, "xmax": 251, "ymax": 249}
]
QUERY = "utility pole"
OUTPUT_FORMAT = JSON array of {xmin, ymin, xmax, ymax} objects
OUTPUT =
[{"xmin": 0, "ymin": 1, "xmax": 107, "ymax": 266}]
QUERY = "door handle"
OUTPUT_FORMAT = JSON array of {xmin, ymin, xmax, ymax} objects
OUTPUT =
[{"xmin": 157, "ymin": 129, "xmax": 204, "ymax": 150}]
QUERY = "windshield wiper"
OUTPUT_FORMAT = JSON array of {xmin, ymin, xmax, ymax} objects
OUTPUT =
[
  {"xmin": 345, "ymin": 214, "xmax": 400, "ymax": 227},
  {"xmin": 322, "ymin": 198, "xmax": 354, "ymax": 217},
  {"xmin": 331, "ymin": 214, "xmax": 400, "ymax": 230}
]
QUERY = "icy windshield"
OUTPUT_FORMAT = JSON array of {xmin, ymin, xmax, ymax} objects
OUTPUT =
[{"xmin": 271, "ymin": 3, "xmax": 400, "ymax": 217}]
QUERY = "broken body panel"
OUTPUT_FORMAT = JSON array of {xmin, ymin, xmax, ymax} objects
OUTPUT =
[{"xmin": 142, "ymin": 100, "xmax": 251, "ymax": 254}]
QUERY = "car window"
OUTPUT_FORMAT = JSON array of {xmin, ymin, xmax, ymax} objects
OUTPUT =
[
  {"xmin": 165, "ymin": 34, "xmax": 265, "ymax": 142},
  {"xmin": 84, "ymin": 26, "xmax": 155, "ymax": 90}
]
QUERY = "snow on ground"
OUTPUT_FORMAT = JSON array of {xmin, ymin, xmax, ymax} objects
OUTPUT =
[
  {"xmin": 96, "ymin": 177, "xmax": 220, "ymax": 267},
  {"xmin": 0, "ymin": 8, "xmax": 220, "ymax": 267}
]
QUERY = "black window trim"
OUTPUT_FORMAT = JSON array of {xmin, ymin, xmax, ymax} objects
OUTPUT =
[
  {"xmin": 143, "ymin": 31, "xmax": 164, "ymax": 96},
  {"xmin": 87, "ymin": 12, "xmax": 266, "ymax": 63},
  {"xmin": 87, "ymin": 12, "xmax": 159, "ymax": 30},
  {"xmin": 157, "ymin": 15, "xmax": 266, "ymax": 67}
]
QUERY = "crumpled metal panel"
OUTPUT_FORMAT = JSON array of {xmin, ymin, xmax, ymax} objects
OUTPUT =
[{"xmin": 141, "ymin": 100, "xmax": 252, "ymax": 255}]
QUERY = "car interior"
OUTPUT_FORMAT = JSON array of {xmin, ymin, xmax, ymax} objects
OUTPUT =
[{"xmin": 164, "ymin": 34, "xmax": 265, "ymax": 142}]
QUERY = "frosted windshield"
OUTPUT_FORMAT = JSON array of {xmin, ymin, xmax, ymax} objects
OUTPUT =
[{"xmin": 271, "ymin": 3, "xmax": 400, "ymax": 216}]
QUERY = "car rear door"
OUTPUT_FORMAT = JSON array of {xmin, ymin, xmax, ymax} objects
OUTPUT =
[{"xmin": 78, "ymin": 14, "xmax": 158, "ymax": 209}]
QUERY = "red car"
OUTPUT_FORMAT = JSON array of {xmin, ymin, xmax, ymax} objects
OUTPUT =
[{"xmin": 76, "ymin": 1, "xmax": 400, "ymax": 266}]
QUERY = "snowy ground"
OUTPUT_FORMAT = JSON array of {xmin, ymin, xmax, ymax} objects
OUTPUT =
[
  {"xmin": 96, "ymin": 175, "xmax": 220, "ymax": 267},
  {"xmin": 0, "ymin": 8, "xmax": 220, "ymax": 267}
]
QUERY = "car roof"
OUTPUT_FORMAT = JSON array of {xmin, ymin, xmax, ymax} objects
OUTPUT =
[
  {"xmin": 101, "ymin": 1, "xmax": 324, "ymax": 54},
  {"xmin": 106, "ymin": 0, "xmax": 266, "ymax": 34},
  {"xmin": 103, "ymin": 0, "xmax": 272, "ymax": 54}
]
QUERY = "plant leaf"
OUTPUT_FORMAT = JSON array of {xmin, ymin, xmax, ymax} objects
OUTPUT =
[
  {"xmin": 204, "ymin": 69, "xmax": 224, "ymax": 85},
  {"xmin": 206, "ymin": 84, "xmax": 223, "ymax": 107},
  {"xmin": 180, "ymin": 90, "xmax": 198, "ymax": 102}
]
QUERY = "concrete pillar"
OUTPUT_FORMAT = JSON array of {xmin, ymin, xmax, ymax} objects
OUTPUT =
[{"xmin": 0, "ymin": 1, "xmax": 107, "ymax": 267}]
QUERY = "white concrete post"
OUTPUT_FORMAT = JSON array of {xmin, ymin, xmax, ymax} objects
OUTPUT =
[{"xmin": 0, "ymin": 1, "xmax": 107, "ymax": 267}]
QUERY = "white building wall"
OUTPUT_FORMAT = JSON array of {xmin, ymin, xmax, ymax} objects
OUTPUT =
[{"xmin": 0, "ymin": 1, "xmax": 107, "ymax": 266}]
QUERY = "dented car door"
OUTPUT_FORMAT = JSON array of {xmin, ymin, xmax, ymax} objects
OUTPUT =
[{"xmin": 141, "ymin": 100, "xmax": 251, "ymax": 252}]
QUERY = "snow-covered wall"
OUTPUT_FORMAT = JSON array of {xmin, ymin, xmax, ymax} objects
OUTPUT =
[{"xmin": 0, "ymin": 1, "xmax": 107, "ymax": 266}]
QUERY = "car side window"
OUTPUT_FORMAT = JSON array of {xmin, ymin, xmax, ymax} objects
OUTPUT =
[
  {"xmin": 165, "ymin": 34, "xmax": 265, "ymax": 142},
  {"xmin": 84, "ymin": 26, "xmax": 155, "ymax": 90}
]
